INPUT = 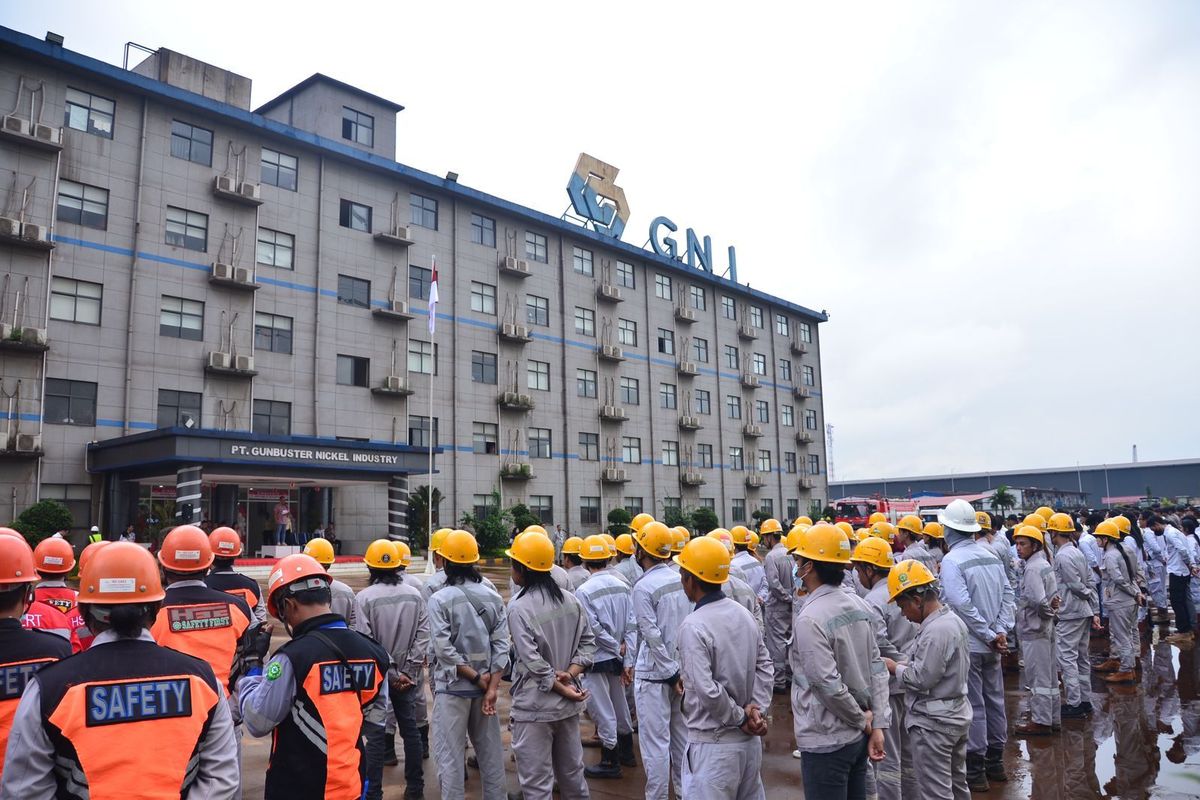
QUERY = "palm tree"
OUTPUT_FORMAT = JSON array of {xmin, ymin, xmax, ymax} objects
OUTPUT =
[
  {"xmin": 989, "ymin": 485, "xmax": 1016, "ymax": 516},
  {"xmin": 407, "ymin": 485, "xmax": 443, "ymax": 550}
]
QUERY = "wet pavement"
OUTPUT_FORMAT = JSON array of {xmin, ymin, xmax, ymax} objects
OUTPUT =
[{"xmin": 238, "ymin": 566, "xmax": 1200, "ymax": 798}]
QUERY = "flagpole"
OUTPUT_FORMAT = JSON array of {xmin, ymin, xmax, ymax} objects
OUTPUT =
[{"xmin": 424, "ymin": 254, "xmax": 437, "ymax": 576}]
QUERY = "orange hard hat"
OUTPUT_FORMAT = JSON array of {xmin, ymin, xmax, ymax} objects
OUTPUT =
[
  {"xmin": 209, "ymin": 526, "xmax": 243, "ymax": 558},
  {"xmin": 0, "ymin": 534, "xmax": 37, "ymax": 585},
  {"xmin": 158, "ymin": 525, "xmax": 215, "ymax": 573},
  {"xmin": 0, "ymin": 527, "xmax": 25, "ymax": 541},
  {"xmin": 78, "ymin": 541, "xmax": 165, "ymax": 604},
  {"xmin": 78, "ymin": 540, "xmax": 111, "ymax": 573},
  {"xmin": 267, "ymin": 553, "xmax": 332, "ymax": 617},
  {"xmin": 33, "ymin": 537, "xmax": 76, "ymax": 574}
]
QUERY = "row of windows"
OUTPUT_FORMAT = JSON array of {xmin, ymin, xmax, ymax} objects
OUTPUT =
[{"xmin": 472, "ymin": 495, "xmax": 807, "ymax": 526}]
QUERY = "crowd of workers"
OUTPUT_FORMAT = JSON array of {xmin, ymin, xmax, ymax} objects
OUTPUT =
[{"xmin": 0, "ymin": 499, "xmax": 1196, "ymax": 799}]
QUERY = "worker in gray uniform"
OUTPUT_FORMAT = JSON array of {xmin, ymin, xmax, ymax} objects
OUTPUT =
[
  {"xmin": 1095, "ymin": 520, "xmax": 1141, "ymax": 684},
  {"xmin": 505, "ymin": 530, "xmax": 596, "ymax": 800},
  {"xmin": 896, "ymin": 515, "xmax": 938, "ymax": 574},
  {"xmin": 304, "ymin": 537, "xmax": 356, "ymax": 625},
  {"xmin": 612, "ymin": 533, "xmax": 643, "ymax": 586},
  {"xmin": 882, "ymin": 560, "xmax": 973, "ymax": 800},
  {"xmin": 851, "ymin": 536, "xmax": 918, "ymax": 800},
  {"xmin": 425, "ymin": 530, "xmax": 510, "ymax": 800},
  {"xmin": 709, "ymin": 531, "xmax": 766, "ymax": 632},
  {"xmin": 760, "ymin": 518, "xmax": 793, "ymax": 693},
  {"xmin": 1012, "ymin": 524, "xmax": 1060, "ymax": 736},
  {"xmin": 1049, "ymin": 513, "xmax": 1098, "ymax": 719},
  {"xmin": 730, "ymin": 526, "xmax": 767, "ymax": 603},
  {"xmin": 675, "ymin": 537, "xmax": 773, "ymax": 800}
]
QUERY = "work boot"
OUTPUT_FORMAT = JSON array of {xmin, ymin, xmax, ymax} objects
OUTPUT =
[
  {"xmin": 1093, "ymin": 658, "xmax": 1121, "ymax": 673},
  {"xmin": 1165, "ymin": 631, "xmax": 1195, "ymax": 645},
  {"xmin": 985, "ymin": 746, "xmax": 1008, "ymax": 782},
  {"xmin": 1061, "ymin": 703, "xmax": 1089, "ymax": 719},
  {"xmin": 1104, "ymin": 670, "xmax": 1137, "ymax": 683},
  {"xmin": 418, "ymin": 724, "xmax": 430, "ymax": 759},
  {"xmin": 584, "ymin": 746, "xmax": 622, "ymax": 779},
  {"xmin": 383, "ymin": 732, "xmax": 399, "ymax": 767},
  {"xmin": 966, "ymin": 754, "xmax": 989, "ymax": 793},
  {"xmin": 617, "ymin": 733, "xmax": 637, "ymax": 767},
  {"xmin": 1080, "ymin": 700, "xmax": 1094, "ymax": 713},
  {"xmin": 1014, "ymin": 721, "xmax": 1054, "ymax": 736}
]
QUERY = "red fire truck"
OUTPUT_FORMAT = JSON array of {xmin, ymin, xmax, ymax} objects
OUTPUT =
[{"xmin": 833, "ymin": 497, "xmax": 919, "ymax": 528}]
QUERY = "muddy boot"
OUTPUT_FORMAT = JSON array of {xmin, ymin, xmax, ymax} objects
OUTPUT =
[
  {"xmin": 1104, "ymin": 670, "xmax": 1137, "ymax": 683},
  {"xmin": 383, "ymin": 732, "xmax": 399, "ymax": 766},
  {"xmin": 584, "ymin": 746, "xmax": 622, "ymax": 779},
  {"xmin": 985, "ymin": 746, "xmax": 1008, "ymax": 782},
  {"xmin": 1093, "ymin": 658, "xmax": 1120, "ymax": 673},
  {"xmin": 617, "ymin": 733, "xmax": 637, "ymax": 767},
  {"xmin": 1014, "ymin": 721, "xmax": 1054, "ymax": 736},
  {"xmin": 418, "ymin": 724, "xmax": 430, "ymax": 759},
  {"xmin": 966, "ymin": 754, "xmax": 989, "ymax": 793}
]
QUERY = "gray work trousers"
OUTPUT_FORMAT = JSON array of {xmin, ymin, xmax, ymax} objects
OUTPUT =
[
  {"xmin": 967, "ymin": 651, "xmax": 1007, "ymax": 756},
  {"xmin": 511, "ymin": 715, "xmax": 590, "ymax": 800},
  {"xmin": 681, "ymin": 738, "xmax": 765, "ymax": 800},
  {"xmin": 909, "ymin": 722, "xmax": 970, "ymax": 800},
  {"xmin": 875, "ymin": 694, "xmax": 916, "ymax": 800},
  {"xmin": 1109, "ymin": 603, "xmax": 1138, "ymax": 671},
  {"xmin": 763, "ymin": 603, "xmax": 792, "ymax": 688},
  {"xmin": 1056, "ymin": 616, "xmax": 1092, "ymax": 706},
  {"xmin": 432, "ymin": 693, "xmax": 506, "ymax": 799},
  {"xmin": 635, "ymin": 678, "xmax": 687, "ymax": 800},
  {"xmin": 583, "ymin": 670, "xmax": 633, "ymax": 749},
  {"xmin": 1021, "ymin": 631, "xmax": 1061, "ymax": 727}
]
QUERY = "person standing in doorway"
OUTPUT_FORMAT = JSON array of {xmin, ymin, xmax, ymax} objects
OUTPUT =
[{"xmin": 273, "ymin": 499, "xmax": 292, "ymax": 546}]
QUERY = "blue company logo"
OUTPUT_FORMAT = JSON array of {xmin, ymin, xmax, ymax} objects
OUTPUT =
[{"xmin": 566, "ymin": 154, "xmax": 630, "ymax": 240}]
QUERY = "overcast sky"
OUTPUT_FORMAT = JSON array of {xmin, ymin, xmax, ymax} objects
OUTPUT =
[{"xmin": 10, "ymin": 2, "xmax": 1198, "ymax": 480}]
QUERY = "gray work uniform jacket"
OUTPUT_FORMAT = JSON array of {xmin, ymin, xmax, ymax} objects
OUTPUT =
[
  {"xmin": 353, "ymin": 579, "xmax": 430, "ymax": 681},
  {"xmin": 632, "ymin": 562, "xmax": 693, "ymax": 681},
  {"xmin": 330, "ymin": 578, "xmax": 357, "ymax": 626},
  {"xmin": 678, "ymin": 594, "xmax": 773, "ymax": 742},
  {"xmin": 575, "ymin": 571, "xmax": 637, "ymax": 667},
  {"xmin": 1102, "ymin": 543, "xmax": 1138, "ymax": 609},
  {"xmin": 764, "ymin": 544, "xmax": 794, "ymax": 611},
  {"xmin": 612, "ymin": 557, "xmax": 643, "ymax": 587},
  {"xmin": 898, "ymin": 540, "xmax": 939, "ymax": 575},
  {"xmin": 426, "ymin": 579, "xmax": 510, "ymax": 695},
  {"xmin": 1053, "ymin": 542, "xmax": 1098, "ymax": 620},
  {"xmin": 1016, "ymin": 550, "xmax": 1057, "ymax": 640},
  {"xmin": 566, "ymin": 565, "xmax": 590, "ymax": 592},
  {"xmin": 507, "ymin": 587, "xmax": 596, "ymax": 723},
  {"xmin": 727, "ymin": 573, "xmax": 765, "ymax": 631},
  {"xmin": 732, "ymin": 551, "xmax": 767, "ymax": 603},
  {"xmin": 894, "ymin": 605, "xmax": 972, "ymax": 731},
  {"xmin": 792, "ymin": 583, "xmax": 891, "ymax": 751},
  {"xmin": 939, "ymin": 540, "xmax": 1015, "ymax": 654},
  {"xmin": 864, "ymin": 579, "xmax": 918, "ymax": 695}
]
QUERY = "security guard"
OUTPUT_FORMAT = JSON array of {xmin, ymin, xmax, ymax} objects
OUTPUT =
[
  {"xmin": 0, "ymin": 542, "xmax": 238, "ymax": 798},
  {"xmin": 612, "ymin": 532, "xmax": 643, "ymax": 586},
  {"xmin": 205, "ymin": 526, "xmax": 268, "ymax": 624},
  {"xmin": 1049, "ymin": 513, "xmax": 1098, "ymax": 719},
  {"xmin": 506, "ymin": 530, "xmax": 595, "ymax": 800},
  {"xmin": 238, "ymin": 553, "xmax": 390, "ymax": 800},
  {"xmin": 353, "ymin": 539, "xmax": 428, "ymax": 800},
  {"xmin": 426, "ymin": 530, "xmax": 509, "ymax": 799},
  {"xmin": 675, "ymin": 537, "xmax": 773, "ymax": 800},
  {"xmin": 561, "ymin": 536, "xmax": 588, "ymax": 591},
  {"xmin": 730, "ymin": 526, "xmax": 766, "ymax": 602},
  {"xmin": 0, "ymin": 533, "xmax": 72, "ymax": 782},
  {"xmin": 896, "ymin": 515, "xmax": 937, "ymax": 574},
  {"xmin": 760, "ymin": 518, "xmax": 792, "ymax": 693},
  {"xmin": 632, "ymin": 521, "xmax": 693, "ymax": 800},
  {"xmin": 1012, "ymin": 524, "xmax": 1060, "ymax": 736},
  {"xmin": 303, "ymin": 536, "xmax": 356, "ymax": 624},
  {"xmin": 575, "ymin": 535, "xmax": 637, "ymax": 778}
]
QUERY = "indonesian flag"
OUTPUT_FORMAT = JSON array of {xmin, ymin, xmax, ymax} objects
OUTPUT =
[{"xmin": 427, "ymin": 255, "xmax": 439, "ymax": 335}]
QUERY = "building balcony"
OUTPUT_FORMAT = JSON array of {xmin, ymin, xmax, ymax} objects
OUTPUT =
[
  {"xmin": 374, "ymin": 225, "xmax": 414, "ymax": 247},
  {"xmin": 0, "ymin": 216, "xmax": 53, "ymax": 251},
  {"xmin": 0, "ymin": 115, "xmax": 62, "ymax": 152},
  {"xmin": 0, "ymin": 325, "xmax": 48, "ymax": 353},
  {"xmin": 371, "ymin": 375, "xmax": 415, "ymax": 397},
  {"xmin": 0, "ymin": 429, "xmax": 42, "ymax": 461}
]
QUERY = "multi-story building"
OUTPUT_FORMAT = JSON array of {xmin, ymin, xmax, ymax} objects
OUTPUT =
[{"xmin": 0, "ymin": 26, "xmax": 828, "ymax": 553}]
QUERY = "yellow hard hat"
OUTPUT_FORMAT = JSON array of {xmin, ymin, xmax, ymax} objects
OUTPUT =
[
  {"xmin": 1047, "ymin": 513, "xmax": 1075, "ymax": 534},
  {"xmin": 507, "ymin": 530, "xmax": 555, "ymax": 571},
  {"xmin": 1094, "ymin": 519, "xmax": 1121, "ymax": 540},
  {"xmin": 524, "ymin": 524, "xmax": 548, "ymax": 536},
  {"xmin": 794, "ymin": 516, "xmax": 813, "ymax": 527},
  {"xmin": 747, "ymin": 531, "xmax": 760, "ymax": 549},
  {"xmin": 364, "ymin": 539, "xmax": 401, "ymax": 569},
  {"xmin": 791, "ymin": 523, "xmax": 852, "ymax": 564},
  {"xmin": 868, "ymin": 512, "xmax": 888, "ymax": 525},
  {"xmin": 1112, "ymin": 515, "xmax": 1131, "ymax": 535},
  {"xmin": 783, "ymin": 526, "xmax": 806, "ymax": 553},
  {"xmin": 673, "ymin": 536, "xmax": 731, "ymax": 584},
  {"xmin": 870, "ymin": 521, "xmax": 897, "ymax": 542},
  {"xmin": 1013, "ymin": 524, "xmax": 1044, "ymax": 546},
  {"xmin": 709, "ymin": 529, "xmax": 736, "ymax": 554},
  {"xmin": 438, "ymin": 530, "xmax": 480, "ymax": 564},
  {"xmin": 922, "ymin": 522, "xmax": 944, "ymax": 539},
  {"xmin": 394, "ymin": 540, "xmax": 413, "ymax": 567},
  {"xmin": 600, "ymin": 533, "xmax": 618, "ymax": 555},
  {"xmin": 730, "ymin": 525, "xmax": 752, "ymax": 545},
  {"xmin": 614, "ymin": 533, "xmax": 635, "ymax": 555},
  {"xmin": 635, "ymin": 521, "xmax": 674, "ymax": 559},
  {"xmin": 708, "ymin": 527, "xmax": 731, "ymax": 540},
  {"xmin": 630, "ymin": 513, "xmax": 655, "ymax": 533},
  {"xmin": 671, "ymin": 526, "xmax": 690, "ymax": 553},
  {"xmin": 888, "ymin": 560, "xmax": 936, "ymax": 602},
  {"xmin": 759, "ymin": 518, "xmax": 783, "ymax": 535},
  {"xmin": 429, "ymin": 528, "xmax": 454, "ymax": 553},
  {"xmin": 1022, "ymin": 514, "xmax": 1048, "ymax": 532},
  {"xmin": 1035, "ymin": 506, "xmax": 1054, "ymax": 522},
  {"xmin": 562, "ymin": 536, "xmax": 584, "ymax": 556},
  {"xmin": 303, "ymin": 537, "xmax": 335, "ymax": 566},
  {"xmin": 975, "ymin": 511, "xmax": 992, "ymax": 531},
  {"xmin": 834, "ymin": 521, "xmax": 855, "ymax": 538},
  {"xmin": 855, "ymin": 527, "xmax": 870, "ymax": 542},
  {"xmin": 897, "ymin": 515, "xmax": 924, "ymax": 536},
  {"xmin": 851, "ymin": 537, "xmax": 895, "ymax": 570},
  {"xmin": 581, "ymin": 534, "xmax": 613, "ymax": 561}
]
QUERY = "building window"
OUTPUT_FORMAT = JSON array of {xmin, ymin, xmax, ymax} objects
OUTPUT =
[
  {"xmin": 408, "ymin": 415, "xmax": 439, "ymax": 448},
  {"xmin": 758, "ymin": 450, "xmax": 772, "ymax": 472},
  {"xmin": 574, "ymin": 307, "xmax": 595, "ymax": 337},
  {"xmin": 410, "ymin": 193, "xmax": 438, "ymax": 230},
  {"xmin": 724, "ymin": 345, "xmax": 739, "ymax": 369},
  {"xmin": 616, "ymin": 261, "xmax": 635, "ymax": 289},
  {"xmin": 760, "ymin": 498, "xmax": 775, "ymax": 516},
  {"xmin": 729, "ymin": 446, "xmax": 744, "ymax": 471},
  {"xmin": 256, "ymin": 228, "xmax": 294, "ymax": 269},
  {"xmin": 49, "ymin": 278, "xmax": 102, "ymax": 325},
  {"xmin": 44, "ymin": 379, "xmax": 97, "ymax": 426},
  {"xmin": 778, "ymin": 358, "xmax": 792, "ymax": 382},
  {"xmin": 781, "ymin": 405, "xmax": 794, "ymax": 427},
  {"xmin": 527, "ymin": 360, "xmax": 550, "ymax": 391},
  {"xmin": 617, "ymin": 318, "xmax": 637, "ymax": 347},
  {"xmin": 698, "ymin": 443, "xmax": 714, "ymax": 469},
  {"xmin": 808, "ymin": 454, "xmax": 821, "ymax": 475},
  {"xmin": 659, "ymin": 383, "xmax": 677, "ymax": 410},
  {"xmin": 695, "ymin": 389, "xmax": 711, "ymax": 415},
  {"xmin": 261, "ymin": 148, "xmax": 298, "ymax": 190},
  {"xmin": 752, "ymin": 354, "xmax": 767, "ymax": 375},
  {"xmin": 786, "ymin": 498, "xmax": 800, "ymax": 520},
  {"xmin": 157, "ymin": 389, "xmax": 201, "ymax": 429},
  {"xmin": 56, "ymin": 180, "xmax": 108, "ymax": 229},
  {"xmin": 721, "ymin": 296, "xmax": 736, "ymax": 320},
  {"xmin": 664, "ymin": 497, "xmax": 681, "ymax": 514},
  {"xmin": 470, "ymin": 282, "xmax": 497, "ymax": 315},
  {"xmin": 64, "ymin": 87, "xmax": 114, "ymax": 138},
  {"xmin": 337, "ymin": 274, "xmax": 371, "ymax": 308},
  {"xmin": 526, "ymin": 295, "xmax": 549, "ymax": 326},
  {"xmin": 160, "ymin": 296, "xmax": 203, "ymax": 340},
  {"xmin": 525, "ymin": 231, "xmax": 548, "ymax": 263},
  {"xmin": 342, "ymin": 107, "xmax": 374, "ymax": 146},
  {"xmin": 471, "ymin": 351, "xmax": 497, "ymax": 384},
  {"xmin": 336, "ymin": 354, "xmax": 369, "ymax": 387},
  {"xmin": 776, "ymin": 314, "xmax": 790, "ymax": 337},
  {"xmin": 252, "ymin": 400, "xmax": 291, "ymax": 436},
  {"xmin": 689, "ymin": 285, "xmax": 706, "ymax": 311},
  {"xmin": 529, "ymin": 428, "xmax": 552, "ymax": 459},
  {"xmin": 625, "ymin": 498, "xmax": 645, "ymax": 516},
  {"xmin": 662, "ymin": 440, "xmax": 679, "ymax": 467},
  {"xmin": 529, "ymin": 496, "xmax": 554, "ymax": 525},
  {"xmin": 802, "ymin": 365, "xmax": 816, "ymax": 387},
  {"xmin": 756, "ymin": 400, "xmax": 769, "ymax": 423},
  {"xmin": 726, "ymin": 395, "xmax": 742, "ymax": 420},
  {"xmin": 40, "ymin": 484, "xmax": 91, "ymax": 529},
  {"xmin": 339, "ymin": 199, "xmax": 372, "ymax": 232},
  {"xmin": 805, "ymin": 409, "xmax": 818, "ymax": 430},
  {"xmin": 254, "ymin": 312, "xmax": 293, "ymax": 354},
  {"xmin": 622, "ymin": 437, "xmax": 642, "ymax": 464},
  {"xmin": 657, "ymin": 328, "xmax": 675, "ymax": 355},
  {"xmin": 472, "ymin": 494, "xmax": 498, "ymax": 518},
  {"xmin": 572, "ymin": 246, "xmax": 593, "ymax": 276},
  {"xmin": 408, "ymin": 340, "xmax": 437, "ymax": 374},
  {"xmin": 165, "ymin": 206, "xmax": 207, "ymax": 251},
  {"xmin": 785, "ymin": 452, "xmax": 797, "ymax": 474},
  {"xmin": 473, "ymin": 422, "xmax": 498, "ymax": 455},
  {"xmin": 470, "ymin": 213, "xmax": 496, "ymax": 247},
  {"xmin": 749, "ymin": 306, "xmax": 764, "ymax": 328},
  {"xmin": 580, "ymin": 497, "xmax": 601, "ymax": 526},
  {"xmin": 692, "ymin": 337, "xmax": 709, "ymax": 363},
  {"xmin": 699, "ymin": 497, "xmax": 716, "ymax": 511},
  {"xmin": 577, "ymin": 368, "xmax": 597, "ymax": 398},
  {"xmin": 620, "ymin": 377, "xmax": 639, "ymax": 405},
  {"xmin": 170, "ymin": 120, "xmax": 212, "ymax": 165},
  {"xmin": 799, "ymin": 322, "xmax": 812, "ymax": 343},
  {"xmin": 579, "ymin": 432, "xmax": 599, "ymax": 461},
  {"xmin": 732, "ymin": 498, "xmax": 746, "ymax": 522},
  {"xmin": 409, "ymin": 266, "xmax": 432, "ymax": 300},
  {"xmin": 655, "ymin": 274, "xmax": 672, "ymax": 301}
]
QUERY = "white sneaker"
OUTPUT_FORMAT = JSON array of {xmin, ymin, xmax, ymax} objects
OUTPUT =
[{"xmin": 792, "ymin": 749, "xmax": 802, "ymax": 759}]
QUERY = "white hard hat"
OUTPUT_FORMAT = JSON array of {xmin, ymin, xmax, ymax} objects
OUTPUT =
[
  {"xmin": 90, "ymin": 526, "xmax": 100, "ymax": 532},
  {"xmin": 938, "ymin": 499, "xmax": 982, "ymax": 533}
]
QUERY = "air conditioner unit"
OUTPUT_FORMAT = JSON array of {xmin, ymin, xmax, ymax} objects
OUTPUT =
[
  {"xmin": 214, "ymin": 175, "xmax": 237, "ymax": 194},
  {"xmin": 232, "ymin": 266, "xmax": 253, "ymax": 285},
  {"xmin": 22, "ymin": 327, "xmax": 47, "ymax": 346},
  {"xmin": 678, "ymin": 360, "xmax": 698, "ymax": 376},
  {"xmin": 0, "ymin": 421, "xmax": 11, "ymax": 450},
  {"xmin": 679, "ymin": 415, "xmax": 700, "ymax": 429},
  {"xmin": 600, "ymin": 405, "xmax": 626, "ymax": 420},
  {"xmin": 391, "ymin": 225, "xmax": 412, "ymax": 241},
  {"xmin": 0, "ymin": 323, "xmax": 11, "ymax": 340},
  {"xmin": 384, "ymin": 375, "xmax": 408, "ymax": 392},
  {"xmin": 208, "ymin": 351, "xmax": 232, "ymax": 370},
  {"xmin": 517, "ymin": 393, "xmax": 534, "ymax": 406},
  {"xmin": 602, "ymin": 468, "xmax": 628, "ymax": 482},
  {"xmin": 388, "ymin": 299, "xmax": 409, "ymax": 315},
  {"xmin": 745, "ymin": 474, "xmax": 765, "ymax": 488},
  {"xmin": 682, "ymin": 471, "xmax": 705, "ymax": 486},
  {"xmin": 791, "ymin": 341, "xmax": 808, "ymax": 355},
  {"xmin": 794, "ymin": 386, "xmax": 812, "ymax": 399},
  {"xmin": 738, "ymin": 324, "xmax": 757, "ymax": 339},
  {"xmin": 0, "ymin": 216, "xmax": 20, "ymax": 237},
  {"xmin": 741, "ymin": 374, "xmax": 761, "ymax": 388},
  {"xmin": 234, "ymin": 354, "xmax": 254, "ymax": 372},
  {"xmin": 33, "ymin": 124, "xmax": 61, "ymax": 145},
  {"xmin": 597, "ymin": 284, "xmax": 622, "ymax": 302},
  {"xmin": 238, "ymin": 182, "xmax": 261, "ymax": 202},
  {"xmin": 674, "ymin": 306, "xmax": 696, "ymax": 322},
  {"xmin": 601, "ymin": 344, "xmax": 623, "ymax": 360},
  {"xmin": 800, "ymin": 477, "xmax": 817, "ymax": 490},
  {"xmin": 211, "ymin": 262, "xmax": 234, "ymax": 281},
  {"xmin": 15, "ymin": 433, "xmax": 41, "ymax": 452},
  {"xmin": 796, "ymin": 433, "xmax": 814, "ymax": 446},
  {"xmin": 500, "ymin": 256, "xmax": 530, "ymax": 275},
  {"xmin": 2, "ymin": 115, "xmax": 30, "ymax": 136},
  {"xmin": 743, "ymin": 424, "xmax": 763, "ymax": 437},
  {"xmin": 20, "ymin": 223, "xmax": 49, "ymax": 244}
]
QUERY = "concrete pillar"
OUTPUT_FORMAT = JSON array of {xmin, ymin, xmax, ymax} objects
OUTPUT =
[
  {"xmin": 174, "ymin": 466, "xmax": 203, "ymax": 525},
  {"xmin": 387, "ymin": 475, "xmax": 409, "ymax": 542}
]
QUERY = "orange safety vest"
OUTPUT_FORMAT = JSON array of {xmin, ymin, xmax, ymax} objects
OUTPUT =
[{"xmin": 151, "ymin": 583, "xmax": 253, "ymax": 693}]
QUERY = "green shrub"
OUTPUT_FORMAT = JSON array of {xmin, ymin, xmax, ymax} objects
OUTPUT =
[{"xmin": 12, "ymin": 499, "xmax": 73, "ymax": 545}]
